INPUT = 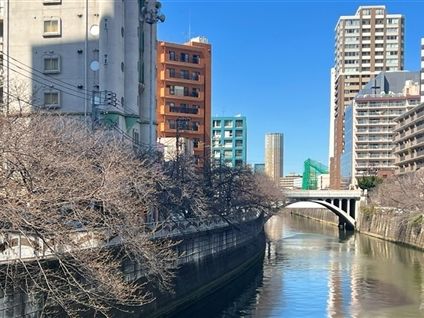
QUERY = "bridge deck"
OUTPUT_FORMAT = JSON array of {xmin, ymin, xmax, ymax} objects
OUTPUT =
[{"xmin": 284, "ymin": 190, "xmax": 363, "ymax": 199}]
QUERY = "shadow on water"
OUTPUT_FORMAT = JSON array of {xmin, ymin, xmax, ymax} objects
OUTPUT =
[{"xmin": 170, "ymin": 251, "xmax": 265, "ymax": 318}]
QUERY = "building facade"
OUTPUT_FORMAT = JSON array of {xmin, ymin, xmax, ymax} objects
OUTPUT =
[
  {"xmin": 280, "ymin": 173, "xmax": 302, "ymax": 190},
  {"xmin": 421, "ymin": 38, "xmax": 424, "ymax": 103},
  {"xmin": 2, "ymin": 0, "xmax": 162, "ymax": 145},
  {"xmin": 394, "ymin": 102, "xmax": 424, "ymax": 174},
  {"xmin": 265, "ymin": 133, "xmax": 284, "ymax": 184},
  {"xmin": 156, "ymin": 37, "xmax": 211, "ymax": 165},
  {"xmin": 211, "ymin": 116, "xmax": 247, "ymax": 167},
  {"xmin": 330, "ymin": 5, "xmax": 404, "ymax": 189},
  {"xmin": 341, "ymin": 71, "xmax": 420, "ymax": 188}
]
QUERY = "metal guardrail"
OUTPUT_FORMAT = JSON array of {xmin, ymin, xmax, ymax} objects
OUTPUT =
[{"xmin": 0, "ymin": 214, "xmax": 259, "ymax": 264}]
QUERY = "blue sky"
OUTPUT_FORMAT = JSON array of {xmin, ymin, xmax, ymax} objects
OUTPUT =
[{"xmin": 158, "ymin": 0, "xmax": 424, "ymax": 174}]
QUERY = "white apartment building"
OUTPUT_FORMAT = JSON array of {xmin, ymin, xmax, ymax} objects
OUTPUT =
[
  {"xmin": 2, "ymin": 0, "xmax": 163, "ymax": 146},
  {"xmin": 341, "ymin": 72, "xmax": 420, "ymax": 188},
  {"xmin": 330, "ymin": 5, "xmax": 404, "ymax": 188}
]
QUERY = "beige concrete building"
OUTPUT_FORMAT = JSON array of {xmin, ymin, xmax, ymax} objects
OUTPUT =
[
  {"xmin": 2, "ymin": 0, "xmax": 162, "ymax": 146},
  {"xmin": 394, "ymin": 102, "xmax": 424, "ymax": 174},
  {"xmin": 265, "ymin": 133, "xmax": 284, "ymax": 184},
  {"xmin": 280, "ymin": 173, "xmax": 302, "ymax": 190},
  {"xmin": 385, "ymin": 39, "xmax": 424, "ymax": 176},
  {"xmin": 330, "ymin": 5, "xmax": 404, "ymax": 189}
]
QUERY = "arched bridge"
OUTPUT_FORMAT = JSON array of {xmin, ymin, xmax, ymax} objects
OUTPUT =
[{"xmin": 282, "ymin": 190, "xmax": 365, "ymax": 230}]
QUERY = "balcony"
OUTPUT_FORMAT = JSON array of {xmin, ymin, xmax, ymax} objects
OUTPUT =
[
  {"xmin": 159, "ymin": 104, "xmax": 204, "ymax": 118},
  {"xmin": 159, "ymin": 53, "xmax": 204, "ymax": 68},
  {"xmin": 160, "ymin": 87, "xmax": 204, "ymax": 101},
  {"xmin": 159, "ymin": 122, "xmax": 204, "ymax": 135},
  {"xmin": 159, "ymin": 70, "xmax": 205, "ymax": 85}
]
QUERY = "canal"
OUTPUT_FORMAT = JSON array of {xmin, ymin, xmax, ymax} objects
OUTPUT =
[{"xmin": 172, "ymin": 212, "xmax": 424, "ymax": 318}]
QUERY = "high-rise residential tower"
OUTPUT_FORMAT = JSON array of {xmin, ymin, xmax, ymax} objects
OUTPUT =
[
  {"xmin": 329, "ymin": 5, "xmax": 404, "ymax": 189},
  {"xmin": 2, "ymin": 0, "xmax": 162, "ymax": 146},
  {"xmin": 211, "ymin": 115, "xmax": 247, "ymax": 167},
  {"xmin": 421, "ymin": 38, "xmax": 424, "ymax": 102},
  {"xmin": 264, "ymin": 133, "xmax": 284, "ymax": 184},
  {"xmin": 157, "ymin": 37, "xmax": 211, "ymax": 166}
]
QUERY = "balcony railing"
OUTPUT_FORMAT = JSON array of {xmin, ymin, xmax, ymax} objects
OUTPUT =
[{"xmin": 169, "ymin": 105, "xmax": 199, "ymax": 115}]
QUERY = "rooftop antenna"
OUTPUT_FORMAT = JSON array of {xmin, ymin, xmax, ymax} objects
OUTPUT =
[{"xmin": 188, "ymin": 9, "xmax": 192, "ymax": 41}]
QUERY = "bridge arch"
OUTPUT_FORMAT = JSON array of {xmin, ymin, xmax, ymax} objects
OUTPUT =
[{"xmin": 282, "ymin": 200, "xmax": 356, "ymax": 230}]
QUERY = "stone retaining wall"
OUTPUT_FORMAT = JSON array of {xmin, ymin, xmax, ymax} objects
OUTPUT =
[{"xmin": 288, "ymin": 208, "xmax": 424, "ymax": 250}]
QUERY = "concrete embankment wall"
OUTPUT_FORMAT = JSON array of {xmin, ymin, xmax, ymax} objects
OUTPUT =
[
  {"xmin": 132, "ymin": 216, "xmax": 266, "ymax": 317},
  {"xmin": 288, "ymin": 208, "xmax": 424, "ymax": 250},
  {"xmin": 356, "ymin": 209, "xmax": 424, "ymax": 250}
]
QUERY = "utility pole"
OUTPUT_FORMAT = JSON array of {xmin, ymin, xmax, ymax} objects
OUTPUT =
[{"xmin": 141, "ymin": 1, "xmax": 165, "ymax": 148}]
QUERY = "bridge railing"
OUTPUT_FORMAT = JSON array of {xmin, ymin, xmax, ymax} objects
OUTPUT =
[{"xmin": 284, "ymin": 189, "xmax": 363, "ymax": 198}]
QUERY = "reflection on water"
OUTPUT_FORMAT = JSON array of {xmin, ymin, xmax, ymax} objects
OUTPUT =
[{"xmin": 172, "ymin": 213, "xmax": 424, "ymax": 318}]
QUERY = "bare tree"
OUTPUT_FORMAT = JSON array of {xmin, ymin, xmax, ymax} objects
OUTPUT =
[
  {"xmin": 0, "ymin": 114, "xmax": 179, "ymax": 316},
  {"xmin": 370, "ymin": 169, "xmax": 424, "ymax": 213},
  {"xmin": 206, "ymin": 163, "xmax": 282, "ymax": 219}
]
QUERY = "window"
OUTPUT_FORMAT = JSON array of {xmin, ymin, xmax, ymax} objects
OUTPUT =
[
  {"xmin": 224, "ymin": 130, "xmax": 233, "ymax": 138},
  {"xmin": 224, "ymin": 150, "xmax": 232, "ymax": 158},
  {"xmin": 43, "ymin": 91, "xmax": 60, "ymax": 108},
  {"xmin": 213, "ymin": 120, "xmax": 221, "ymax": 128},
  {"xmin": 235, "ymin": 120, "xmax": 243, "ymax": 128},
  {"xmin": 180, "ymin": 53, "xmax": 189, "ymax": 62},
  {"xmin": 180, "ymin": 70, "xmax": 189, "ymax": 80},
  {"xmin": 224, "ymin": 120, "xmax": 233, "ymax": 128},
  {"xmin": 191, "ymin": 88, "xmax": 199, "ymax": 97},
  {"xmin": 133, "ymin": 130, "xmax": 140, "ymax": 145},
  {"xmin": 192, "ymin": 72, "xmax": 200, "ymax": 81},
  {"xmin": 192, "ymin": 55, "xmax": 200, "ymax": 64},
  {"xmin": 235, "ymin": 130, "xmax": 243, "ymax": 137},
  {"xmin": 43, "ymin": 55, "xmax": 60, "ymax": 73},
  {"xmin": 43, "ymin": 18, "xmax": 61, "ymax": 37},
  {"xmin": 193, "ymin": 138, "xmax": 200, "ymax": 148},
  {"xmin": 213, "ymin": 130, "xmax": 221, "ymax": 138},
  {"xmin": 168, "ymin": 85, "xmax": 175, "ymax": 95},
  {"xmin": 169, "ymin": 51, "xmax": 176, "ymax": 61},
  {"xmin": 168, "ymin": 68, "xmax": 176, "ymax": 78},
  {"xmin": 235, "ymin": 140, "xmax": 243, "ymax": 147}
]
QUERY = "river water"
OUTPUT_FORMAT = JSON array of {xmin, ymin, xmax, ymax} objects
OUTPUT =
[{"xmin": 173, "ymin": 213, "xmax": 424, "ymax": 318}]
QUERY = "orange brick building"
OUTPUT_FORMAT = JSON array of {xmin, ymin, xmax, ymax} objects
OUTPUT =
[{"xmin": 157, "ymin": 37, "xmax": 211, "ymax": 165}]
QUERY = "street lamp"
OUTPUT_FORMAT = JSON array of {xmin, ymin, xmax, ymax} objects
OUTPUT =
[{"xmin": 141, "ymin": 1, "xmax": 165, "ymax": 148}]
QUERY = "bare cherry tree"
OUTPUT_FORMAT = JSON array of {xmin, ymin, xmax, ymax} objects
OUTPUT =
[
  {"xmin": 206, "ymin": 162, "xmax": 282, "ymax": 219},
  {"xmin": 0, "ymin": 114, "xmax": 179, "ymax": 316},
  {"xmin": 370, "ymin": 169, "xmax": 424, "ymax": 213}
]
